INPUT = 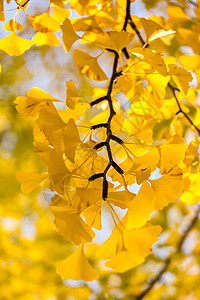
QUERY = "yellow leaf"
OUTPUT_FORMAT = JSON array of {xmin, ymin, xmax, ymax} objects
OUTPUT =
[
  {"xmin": 140, "ymin": 18, "xmax": 175, "ymax": 44},
  {"xmin": 51, "ymin": 5, "xmax": 70, "ymax": 23},
  {"xmin": 61, "ymin": 18, "xmax": 80, "ymax": 52},
  {"xmin": 97, "ymin": 226, "xmax": 123, "ymax": 259},
  {"xmin": 31, "ymin": 12, "xmax": 60, "ymax": 32},
  {"xmin": 168, "ymin": 64, "xmax": 193, "ymax": 95},
  {"xmin": 16, "ymin": 172, "xmax": 48, "ymax": 194},
  {"xmin": 133, "ymin": 147, "xmax": 160, "ymax": 172},
  {"xmin": 95, "ymin": 11, "xmax": 117, "ymax": 28},
  {"xmin": 47, "ymin": 149, "xmax": 71, "ymax": 194},
  {"xmin": 124, "ymin": 181, "xmax": 155, "ymax": 229},
  {"xmin": 63, "ymin": 118, "xmax": 81, "ymax": 162},
  {"xmin": 0, "ymin": 32, "xmax": 34, "ymax": 56},
  {"xmin": 147, "ymin": 73, "xmax": 170, "ymax": 100},
  {"xmin": 34, "ymin": 141, "xmax": 52, "ymax": 165},
  {"xmin": 105, "ymin": 250, "xmax": 144, "ymax": 273},
  {"xmin": 135, "ymin": 168, "xmax": 151, "ymax": 185},
  {"xmin": 56, "ymin": 246, "xmax": 99, "ymax": 281},
  {"xmin": 129, "ymin": 48, "xmax": 168, "ymax": 76},
  {"xmin": 96, "ymin": 31, "xmax": 135, "ymax": 53},
  {"xmin": 33, "ymin": 32, "xmax": 61, "ymax": 47},
  {"xmin": 148, "ymin": 29, "xmax": 175, "ymax": 43},
  {"xmin": 3, "ymin": 19, "xmax": 23, "ymax": 31},
  {"xmin": 58, "ymin": 103, "xmax": 89, "ymax": 123},
  {"xmin": 83, "ymin": 203, "xmax": 102, "ymax": 230},
  {"xmin": 14, "ymin": 88, "xmax": 61, "ymax": 117},
  {"xmin": 51, "ymin": 205, "xmax": 94, "ymax": 245},
  {"xmin": 38, "ymin": 103, "xmax": 67, "ymax": 151},
  {"xmin": 74, "ymin": 49, "xmax": 108, "ymax": 81},
  {"xmin": 26, "ymin": 88, "xmax": 59, "ymax": 101},
  {"xmin": 66, "ymin": 80, "xmax": 80, "ymax": 109},
  {"xmin": 150, "ymin": 174, "xmax": 183, "ymax": 210},
  {"xmin": 124, "ymin": 224, "xmax": 162, "ymax": 257},
  {"xmin": 160, "ymin": 135, "xmax": 188, "ymax": 174},
  {"xmin": 104, "ymin": 224, "xmax": 161, "ymax": 273}
]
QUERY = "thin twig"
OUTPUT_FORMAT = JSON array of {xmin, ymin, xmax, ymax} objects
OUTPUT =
[
  {"xmin": 135, "ymin": 206, "xmax": 200, "ymax": 300},
  {"xmin": 170, "ymin": 84, "xmax": 200, "ymax": 135},
  {"xmin": 127, "ymin": 13, "xmax": 200, "ymax": 136}
]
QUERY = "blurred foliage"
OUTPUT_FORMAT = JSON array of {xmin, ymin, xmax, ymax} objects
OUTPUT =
[{"xmin": 1, "ymin": 0, "xmax": 200, "ymax": 300}]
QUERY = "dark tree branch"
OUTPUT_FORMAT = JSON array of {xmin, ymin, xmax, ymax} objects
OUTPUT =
[{"xmin": 88, "ymin": 0, "xmax": 134, "ymax": 199}]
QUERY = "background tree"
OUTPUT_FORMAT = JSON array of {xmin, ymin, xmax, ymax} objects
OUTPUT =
[{"xmin": 1, "ymin": 0, "xmax": 200, "ymax": 299}]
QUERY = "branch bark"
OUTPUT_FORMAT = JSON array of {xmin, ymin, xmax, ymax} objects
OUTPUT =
[{"xmin": 89, "ymin": 0, "xmax": 134, "ymax": 199}]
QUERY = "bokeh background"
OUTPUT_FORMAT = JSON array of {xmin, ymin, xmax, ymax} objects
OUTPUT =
[{"xmin": 1, "ymin": 1, "xmax": 200, "ymax": 299}]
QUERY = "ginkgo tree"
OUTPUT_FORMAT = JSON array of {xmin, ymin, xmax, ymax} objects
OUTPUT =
[{"xmin": 1, "ymin": 0, "xmax": 200, "ymax": 298}]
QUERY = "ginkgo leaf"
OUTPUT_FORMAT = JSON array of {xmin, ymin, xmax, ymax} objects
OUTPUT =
[
  {"xmin": 160, "ymin": 135, "xmax": 188, "ymax": 174},
  {"xmin": 51, "ymin": 205, "xmax": 94, "ymax": 245},
  {"xmin": 104, "ymin": 224, "xmax": 161, "ymax": 272},
  {"xmin": 61, "ymin": 18, "xmax": 80, "ymax": 52},
  {"xmin": 140, "ymin": 18, "xmax": 163, "ymax": 39},
  {"xmin": 66, "ymin": 80, "xmax": 80, "ymax": 109},
  {"xmin": 26, "ymin": 88, "xmax": 59, "ymax": 101},
  {"xmin": 97, "ymin": 226, "xmax": 123, "ymax": 259},
  {"xmin": 16, "ymin": 172, "xmax": 48, "ymax": 194},
  {"xmin": 3, "ymin": 19, "xmax": 23, "ymax": 31},
  {"xmin": 51, "ymin": 4, "xmax": 70, "ymax": 23},
  {"xmin": 140, "ymin": 18, "xmax": 175, "ymax": 44},
  {"xmin": 63, "ymin": 118, "xmax": 81, "ymax": 162},
  {"xmin": 58, "ymin": 103, "xmax": 89, "ymax": 123},
  {"xmin": 56, "ymin": 245, "xmax": 99, "ymax": 281},
  {"xmin": 168, "ymin": 64, "xmax": 193, "ymax": 95},
  {"xmin": 0, "ymin": 32, "xmax": 34, "ymax": 56},
  {"xmin": 147, "ymin": 73, "xmax": 170, "ymax": 100},
  {"xmin": 124, "ymin": 224, "xmax": 162, "ymax": 257},
  {"xmin": 34, "ymin": 141, "xmax": 52, "ymax": 165},
  {"xmin": 95, "ymin": 11, "xmax": 117, "ymax": 28},
  {"xmin": 38, "ymin": 103, "xmax": 67, "ymax": 152},
  {"xmin": 105, "ymin": 250, "xmax": 145, "ymax": 273},
  {"xmin": 74, "ymin": 49, "xmax": 108, "ymax": 81},
  {"xmin": 47, "ymin": 149, "xmax": 71, "ymax": 194},
  {"xmin": 150, "ymin": 174, "xmax": 183, "ymax": 210},
  {"xmin": 129, "ymin": 48, "xmax": 168, "ymax": 76},
  {"xmin": 33, "ymin": 32, "xmax": 61, "ymax": 47},
  {"xmin": 135, "ymin": 168, "xmax": 151, "ymax": 185},
  {"xmin": 83, "ymin": 203, "xmax": 102, "ymax": 230},
  {"xmin": 31, "ymin": 12, "xmax": 60, "ymax": 32},
  {"xmin": 96, "ymin": 31, "xmax": 135, "ymax": 53},
  {"xmin": 148, "ymin": 29, "xmax": 175, "ymax": 42},
  {"xmin": 124, "ymin": 181, "xmax": 155, "ymax": 229},
  {"xmin": 14, "ymin": 88, "xmax": 61, "ymax": 117},
  {"xmin": 132, "ymin": 147, "xmax": 160, "ymax": 172}
]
